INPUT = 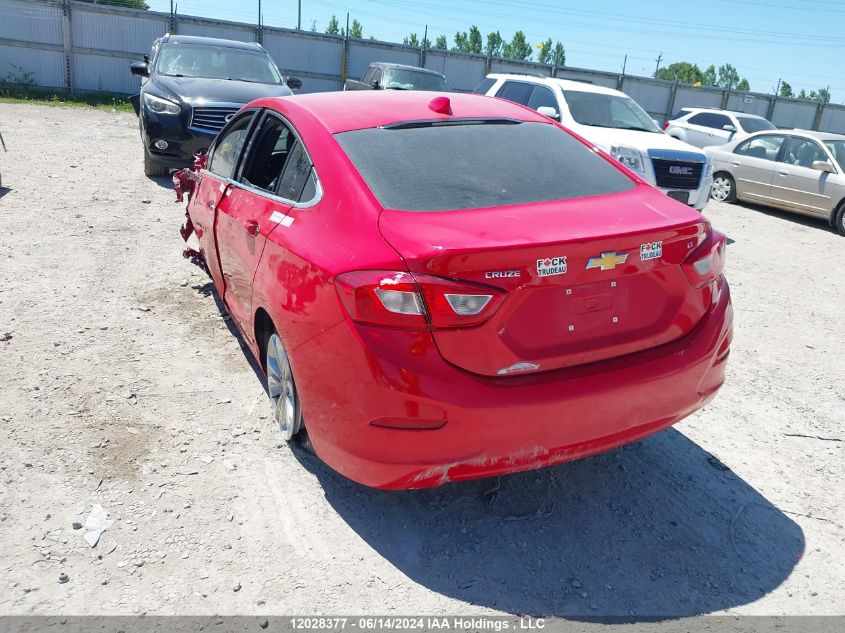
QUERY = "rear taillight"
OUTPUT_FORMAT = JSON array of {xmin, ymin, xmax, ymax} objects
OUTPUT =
[
  {"xmin": 336, "ymin": 270, "xmax": 505, "ymax": 330},
  {"xmin": 663, "ymin": 121, "xmax": 670, "ymax": 130},
  {"xmin": 683, "ymin": 229, "xmax": 727, "ymax": 287}
]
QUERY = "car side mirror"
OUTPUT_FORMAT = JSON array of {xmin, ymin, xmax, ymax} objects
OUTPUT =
[
  {"xmin": 287, "ymin": 76, "xmax": 302, "ymax": 90},
  {"xmin": 536, "ymin": 106, "xmax": 560, "ymax": 120},
  {"xmin": 811, "ymin": 160, "xmax": 834, "ymax": 173},
  {"xmin": 371, "ymin": 79, "xmax": 380, "ymax": 89},
  {"xmin": 130, "ymin": 62, "xmax": 149, "ymax": 78},
  {"xmin": 722, "ymin": 124, "xmax": 736, "ymax": 132}
]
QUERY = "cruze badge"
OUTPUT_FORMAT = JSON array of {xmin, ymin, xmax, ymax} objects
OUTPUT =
[
  {"xmin": 485, "ymin": 270, "xmax": 521, "ymax": 279},
  {"xmin": 586, "ymin": 251, "xmax": 629, "ymax": 271},
  {"xmin": 669, "ymin": 165, "xmax": 694, "ymax": 176}
]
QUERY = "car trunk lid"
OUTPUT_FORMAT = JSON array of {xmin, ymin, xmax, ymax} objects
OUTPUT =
[{"xmin": 378, "ymin": 186, "xmax": 711, "ymax": 377}]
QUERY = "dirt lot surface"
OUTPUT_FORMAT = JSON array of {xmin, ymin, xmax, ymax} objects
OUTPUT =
[{"xmin": 0, "ymin": 104, "xmax": 842, "ymax": 618}]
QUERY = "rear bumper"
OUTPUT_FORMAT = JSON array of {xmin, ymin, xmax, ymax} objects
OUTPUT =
[{"xmin": 293, "ymin": 277, "xmax": 732, "ymax": 490}]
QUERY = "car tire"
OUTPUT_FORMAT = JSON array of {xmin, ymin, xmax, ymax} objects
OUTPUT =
[
  {"xmin": 143, "ymin": 149, "xmax": 169, "ymax": 178},
  {"xmin": 834, "ymin": 202, "xmax": 845, "ymax": 236},
  {"xmin": 710, "ymin": 173, "xmax": 736, "ymax": 203},
  {"xmin": 265, "ymin": 331, "xmax": 304, "ymax": 442}
]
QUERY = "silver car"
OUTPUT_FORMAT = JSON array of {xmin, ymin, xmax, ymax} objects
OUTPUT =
[
  {"xmin": 706, "ymin": 129, "xmax": 845, "ymax": 235},
  {"xmin": 666, "ymin": 108, "xmax": 776, "ymax": 149}
]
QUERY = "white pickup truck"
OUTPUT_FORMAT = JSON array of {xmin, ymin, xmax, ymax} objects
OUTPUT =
[{"xmin": 478, "ymin": 74, "xmax": 713, "ymax": 210}]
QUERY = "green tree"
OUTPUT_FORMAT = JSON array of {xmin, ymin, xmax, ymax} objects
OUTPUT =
[
  {"xmin": 503, "ymin": 31, "xmax": 532, "ymax": 60},
  {"xmin": 655, "ymin": 61, "xmax": 704, "ymax": 84},
  {"xmin": 467, "ymin": 25, "xmax": 483, "ymax": 54},
  {"xmin": 453, "ymin": 31, "xmax": 469, "ymax": 52},
  {"xmin": 736, "ymin": 78, "xmax": 750, "ymax": 91},
  {"xmin": 717, "ymin": 63, "xmax": 740, "ymax": 89},
  {"xmin": 78, "ymin": 0, "xmax": 149, "ymax": 8},
  {"xmin": 537, "ymin": 38, "xmax": 552, "ymax": 65},
  {"xmin": 434, "ymin": 35, "xmax": 448, "ymax": 50},
  {"xmin": 551, "ymin": 42, "xmax": 566, "ymax": 66},
  {"xmin": 348, "ymin": 19, "xmax": 363, "ymax": 38},
  {"xmin": 779, "ymin": 81, "xmax": 793, "ymax": 97},
  {"xmin": 404, "ymin": 33, "xmax": 420, "ymax": 46},
  {"xmin": 325, "ymin": 15, "xmax": 340, "ymax": 35},
  {"xmin": 798, "ymin": 89, "xmax": 808, "ymax": 99},
  {"xmin": 702, "ymin": 65, "xmax": 717, "ymax": 86},
  {"xmin": 485, "ymin": 31, "xmax": 503, "ymax": 57},
  {"xmin": 809, "ymin": 87, "xmax": 831, "ymax": 104}
]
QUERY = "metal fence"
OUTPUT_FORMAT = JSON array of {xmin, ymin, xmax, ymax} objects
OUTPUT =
[{"xmin": 2, "ymin": 0, "xmax": 844, "ymax": 132}]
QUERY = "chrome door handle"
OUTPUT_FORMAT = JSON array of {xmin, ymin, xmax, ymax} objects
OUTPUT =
[{"xmin": 777, "ymin": 170, "xmax": 788, "ymax": 176}]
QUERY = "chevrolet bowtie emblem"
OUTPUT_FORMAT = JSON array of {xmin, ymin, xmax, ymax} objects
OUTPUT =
[{"xmin": 586, "ymin": 251, "xmax": 629, "ymax": 271}]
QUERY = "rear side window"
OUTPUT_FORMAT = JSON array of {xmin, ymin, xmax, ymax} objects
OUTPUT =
[
  {"xmin": 497, "ymin": 81, "xmax": 533, "ymax": 105},
  {"xmin": 473, "ymin": 78, "xmax": 496, "ymax": 94},
  {"xmin": 277, "ymin": 142, "xmax": 313, "ymax": 201},
  {"xmin": 335, "ymin": 121, "xmax": 634, "ymax": 212},
  {"xmin": 473, "ymin": 79, "xmax": 496, "ymax": 95},
  {"xmin": 689, "ymin": 112, "xmax": 731, "ymax": 130},
  {"xmin": 208, "ymin": 113, "xmax": 254, "ymax": 180}
]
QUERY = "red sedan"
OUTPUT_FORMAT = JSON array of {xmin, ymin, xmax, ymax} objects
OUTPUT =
[{"xmin": 182, "ymin": 91, "xmax": 732, "ymax": 489}]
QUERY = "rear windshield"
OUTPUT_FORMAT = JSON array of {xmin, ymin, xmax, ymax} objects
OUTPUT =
[
  {"xmin": 383, "ymin": 68, "xmax": 449, "ymax": 91},
  {"xmin": 736, "ymin": 116, "xmax": 776, "ymax": 133},
  {"xmin": 334, "ymin": 121, "xmax": 634, "ymax": 212}
]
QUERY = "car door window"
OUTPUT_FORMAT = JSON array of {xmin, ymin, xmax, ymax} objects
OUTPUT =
[
  {"xmin": 361, "ymin": 67, "xmax": 374, "ymax": 85},
  {"xmin": 240, "ymin": 114, "xmax": 296, "ymax": 193},
  {"xmin": 526, "ymin": 85, "xmax": 557, "ymax": 112},
  {"xmin": 277, "ymin": 141, "xmax": 314, "ymax": 202},
  {"xmin": 208, "ymin": 113, "xmax": 255, "ymax": 180},
  {"xmin": 497, "ymin": 81, "xmax": 533, "ymax": 105},
  {"xmin": 688, "ymin": 113, "xmax": 715, "ymax": 128},
  {"xmin": 781, "ymin": 137, "xmax": 826, "ymax": 168},
  {"xmin": 711, "ymin": 114, "xmax": 732, "ymax": 130},
  {"xmin": 735, "ymin": 135, "xmax": 786, "ymax": 160}
]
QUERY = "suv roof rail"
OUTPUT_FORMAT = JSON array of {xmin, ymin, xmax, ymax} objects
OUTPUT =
[{"xmin": 502, "ymin": 72, "xmax": 547, "ymax": 78}]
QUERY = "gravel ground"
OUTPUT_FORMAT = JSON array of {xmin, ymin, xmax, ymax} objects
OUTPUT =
[{"xmin": 0, "ymin": 104, "xmax": 842, "ymax": 618}]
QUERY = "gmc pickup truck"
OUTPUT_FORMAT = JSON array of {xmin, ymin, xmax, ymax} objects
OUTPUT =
[{"xmin": 345, "ymin": 62, "xmax": 450, "ymax": 92}]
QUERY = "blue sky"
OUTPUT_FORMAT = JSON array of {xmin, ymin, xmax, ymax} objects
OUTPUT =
[{"xmin": 147, "ymin": 0, "xmax": 845, "ymax": 103}]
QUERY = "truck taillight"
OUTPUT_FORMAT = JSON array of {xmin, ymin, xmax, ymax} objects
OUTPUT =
[
  {"xmin": 683, "ymin": 229, "xmax": 727, "ymax": 287},
  {"xmin": 336, "ymin": 271, "xmax": 505, "ymax": 330}
]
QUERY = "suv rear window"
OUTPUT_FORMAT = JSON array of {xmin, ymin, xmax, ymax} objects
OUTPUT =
[
  {"xmin": 335, "ymin": 121, "xmax": 634, "ymax": 212},
  {"xmin": 472, "ymin": 78, "xmax": 496, "ymax": 94}
]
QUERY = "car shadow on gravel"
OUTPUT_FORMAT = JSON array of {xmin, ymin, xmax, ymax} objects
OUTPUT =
[
  {"xmin": 294, "ymin": 429, "xmax": 803, "ymax": 618},
  {"xmin": 736, "ymin": 202, "xmax": 836, "ymax": 234}
]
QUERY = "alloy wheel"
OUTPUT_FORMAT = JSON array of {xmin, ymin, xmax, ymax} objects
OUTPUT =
[{"xmin": 266, "ymin": 333, "xmax": 301, "ymax": 441}]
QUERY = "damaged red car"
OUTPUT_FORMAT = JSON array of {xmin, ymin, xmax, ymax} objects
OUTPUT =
[{"xmin": 181, "ymin": 91, "xmax": 732, "ymax": 489}]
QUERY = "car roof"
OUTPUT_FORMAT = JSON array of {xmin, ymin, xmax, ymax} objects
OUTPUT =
[
  {"xmin": 162, "ymin": 34, "xmax": 263, "ymax": 51},
  {"xmin": 369, "ymin": 62, "xmax": 445, "ymax": 77},
  {"xmin": 681, "ymin": 107, "xmax": 767, "ymax": 119},
  {"xmin": 486, "ymin": 73, "xmax": 624, "ymax": 97},
  {"xmin": 253, "ymin": 91, "xmax": 552, "ymax": 134},
  {"xmin": 783, "ymin": 129, "xmax": 845, "ymax": 142}
]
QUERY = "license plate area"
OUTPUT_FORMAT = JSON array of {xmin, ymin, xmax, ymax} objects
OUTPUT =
[{"xmin": 667, "ymin": 190, "xmax": 690, "ymax": 204}]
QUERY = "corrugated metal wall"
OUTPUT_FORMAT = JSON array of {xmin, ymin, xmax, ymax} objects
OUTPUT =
[{"xmin": 2, "ymin": 0, "xmax": 844, "ymax": 134}]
